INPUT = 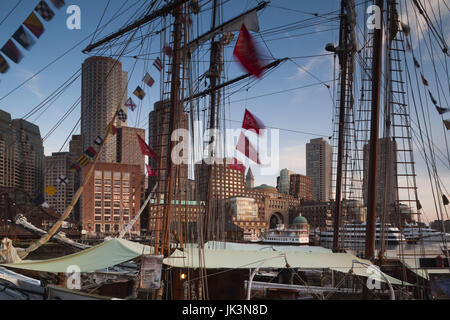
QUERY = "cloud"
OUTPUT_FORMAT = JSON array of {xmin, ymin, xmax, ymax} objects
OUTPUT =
[
  {"xmin": 17, "ymin": 68, "xmax": 45, "ymax": 99},
  {"xmin": 287, "ymin": 57, "xmax": 323, "ymax": 82},
  {"xmin": 400, "ymin": 0, "xmax": 450, "ymax": 49}
]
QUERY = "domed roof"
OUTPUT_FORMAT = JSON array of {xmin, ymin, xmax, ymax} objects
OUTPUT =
[
  {"xmin": 253, "ymin": 184, "xmax": 277, "ymax": 192},
  {"xmin": 293, "ymin": 215, "xmax": 308, "ymax": 225}
]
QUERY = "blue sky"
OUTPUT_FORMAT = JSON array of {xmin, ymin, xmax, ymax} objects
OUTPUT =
[{"xmin": 0, "ymin": 0, "xmax": 448, "ymax": 224}]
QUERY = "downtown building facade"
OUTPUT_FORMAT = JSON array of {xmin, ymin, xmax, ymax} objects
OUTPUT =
[
  {"xmin": 81, "ymin": 162, "xmax": 144, "ymax": 236},
  {"xmin": 148, "ymin": 100, "xmax": 189, "ymax": 199},
  {"xmin": 78, "ymin": 56, "xmax": 154, "ymax": 235},
  {"xmin": 81, "ymin": 56, "xmax": 128, "ymax": 163},
  {"xmin": 289, "ymin": 173, "xmax": 313, "ymax": 201},
  {"xmin": 277, "ymin": 168, "xmax": 293, "ymax": 194},
  {"xmin": 44, "ymin": 152, "xmax": 76, "ymax": 216},
  {"xmin": 0, "ymin": 110, "xmax": 44, "ymax": 199},
  {"xmin": 306, "ymin": 138, "xmax": 332, "ymax": 202}
]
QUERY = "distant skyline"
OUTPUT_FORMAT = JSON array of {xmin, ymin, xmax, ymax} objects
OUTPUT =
[{"xmin": 0, "ymin": 0, "xmax": 448, "ymax": 224}]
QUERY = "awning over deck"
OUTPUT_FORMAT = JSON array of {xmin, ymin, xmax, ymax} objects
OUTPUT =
[
  {"xmin": 164, "ymin": 247, "xmax": 410, "ymax": 286},
  {"xmin": 1, "ymin": 238, "xmax": 150, "ymax": 273}
]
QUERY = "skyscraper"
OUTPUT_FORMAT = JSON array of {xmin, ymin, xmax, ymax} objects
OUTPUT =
[
  {"xmin": 116, "ymin": 126, "xmax": 146, "ymax": 173},
  {"xmin": 44, "ymin": 152, "xmax": 76, "ymax": 216},
  {"xmin": 289, "ymin": 174, "xmax": 313, "ymax": 201},
  {"xmin": 81, "ymin": 56, "xmax": 128, "ymax": 163},
  {"xmin": 306, "ymin": 138, "xmax": 332, "ymax": 202},
  {"xmin": 277, "ymin": 168, "xmax": 293, "ymax": 194},
  {"xmin": 148, "ymin": 100, "xmax": 188, "ymax": 198},
  {"xmin": 0, "ymin": 110, "xmax": 44, "ymax": 198}
]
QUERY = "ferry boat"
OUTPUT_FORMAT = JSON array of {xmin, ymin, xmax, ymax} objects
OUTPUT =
[
  {"xmin": 318, "ymin": 222, "xmax": 406, "ymax": 245},
  {"xmin": 257, "ymin": 215, "xmax": 310, "ymax": 245},
  {"xmin": 259, "ymin": 224, "xmax": 310, "ymax": 245},
  {"xmin": 403, "ymin": 223, "xmax": 450, "ymax": 242}
]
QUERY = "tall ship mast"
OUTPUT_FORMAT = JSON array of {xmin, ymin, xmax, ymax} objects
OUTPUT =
[{"xmin": 0, "ymin": 0, "xmax": 449, "ymax": 301}]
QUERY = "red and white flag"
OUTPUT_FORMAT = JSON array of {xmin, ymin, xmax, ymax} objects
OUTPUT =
[
  {"xmin": 235, "ymin": 131, "xmax": 260, "ymax": 164},
  {"xmin": 242, "ymin": 109, "xmax": 265, "ymax": 135},
  {"xmin": 146, "ymin": 164, "xmax": 158, "ymax": 177},
  {"xmin": 228, "ymin": 158, "xmax": 246, "ymax": 172},
  {"xmin": 125, "ymin": 97, "xmax": 137, "ymax": 111},
  {"xmin": 143, "ymin": 72, "xmax": 155, "ymax": 87},
  {"xmin": 233, "ymin": 24, "xmax": 264, "ymax": 78},
  {"xmin": 153, "ymin": 57, "xmax": 162, "ymax": 71},
  {"xmin": 137, "ymin": 134, "xmax": 158, "ymax": 159},
  {"xmin": 164, "ymin": 44, "xmax": 172, "ymax": 57}
]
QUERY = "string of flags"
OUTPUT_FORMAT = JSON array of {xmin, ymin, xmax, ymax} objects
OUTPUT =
[
  {"xmin": 143, "ymin": 72, "xmax": 155, "ymax": 87},
  {"xmin": 153, "ymin": 57, "xmax": 162, "ymax": 71},
  {"xmin": 0, "ymin": 0, "xmax": 65, "ymax": 74},
  {"xmin": 133, "ymin": 86, "xmax": 146, "ymax": 100},
  {"xmin": 125, "ymin": 97, "xmax": 137, "ymax": 111},
  {"xmin": 117, "ymin": 109, "xmax": 128, "ymax": 122},
  {"xmin": 402, "ymin": 22, "xmax": 450, "ymax": 129},
  {"xmin": 70, "ymin": 136, "xmax": 102, "ymax": 172}
]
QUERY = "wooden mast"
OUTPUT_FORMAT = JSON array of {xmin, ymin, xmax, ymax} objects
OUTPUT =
[
  {"xmin": 159, "ymin": 3, "xmax": 183, "ymax": 256},
  {"xmin": 333, "ymin": 0, "xmax": 356, "ymax": 253},
  {"xmin": 365, "ymin": 0, "xmax": 384, "ymax": 261}
]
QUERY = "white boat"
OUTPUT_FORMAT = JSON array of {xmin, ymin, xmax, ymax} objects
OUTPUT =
[
  {"xmin": 318, "ymin": 222, "xmax": 406, "ymax": 245},
  {"xmin": 259, "ymin": 224, "xmax": 310, "ymax": 245},
  {"xmin": 403, "ymin": 223, "xmax": 450, "ymax": 242}
]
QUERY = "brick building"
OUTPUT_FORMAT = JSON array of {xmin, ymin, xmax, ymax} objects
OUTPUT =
[
  {"xmin": 289, "ymin": 174, "xmax": 313, "ymax": 201},
  {"xmin": 81, "ymin": 162, "xmax": 144, "ymax": 236}
]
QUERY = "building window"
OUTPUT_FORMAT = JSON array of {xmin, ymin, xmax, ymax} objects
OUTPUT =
[
  {"xmin": 95, "ymin": 224, "xmax": 101, "ymax": 233},
  {"xmin": 105, "ymin": 224, "xmax": 110, "ymax": 233}
]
